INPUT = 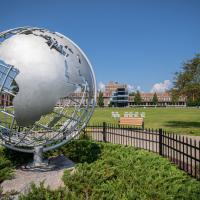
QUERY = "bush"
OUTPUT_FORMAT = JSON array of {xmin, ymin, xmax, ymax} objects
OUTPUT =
[
  {"xmin": 21, "ymin": 141, "xmax": 200, "ymax": 200},
  {"xmin": 19, "ymin": 182, "xmax": 78, "ymax": 200},
  {"xmin": 0, "ymin": 146, "xmax": 32, "ymax": 184},
  {"xmin": 186, "ymin": 97, "xmax": 200, "ymax": 107},
  {"xmin": 3, "ymin": 148, "xmax": 32, "ymax": 167},
  {"xmin": 45, "ymin": 140, "xmax": 101, "ymax": 163},
  {"xmin": 78, "ymin": 132, "xmax": 91, "ymax": 140},
  {"xmin": 62, "ymin": 143, "xmax": 200, "ymax": 200},
  {"xmin": 0, "ymin": 147, "xmax": 13, "ymax": 183}
]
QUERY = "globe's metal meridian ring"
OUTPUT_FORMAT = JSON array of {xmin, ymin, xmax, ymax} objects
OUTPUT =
[{"xmin": 0, "ymin": 27, "xmax": 96, "ymax": 155}]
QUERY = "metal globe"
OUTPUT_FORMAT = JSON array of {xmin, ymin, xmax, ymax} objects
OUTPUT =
[{"xmin": 0, "ymin": 27, "xmax": 96, "ymax": 166}]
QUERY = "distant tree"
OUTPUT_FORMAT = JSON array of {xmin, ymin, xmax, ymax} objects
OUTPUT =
[
  {"xmin": 152, "ymin": 92, "xmax": 158, "ymax": 105},
  {"xmin": 97, "ymin": 91, "xmax": 104, "ymax": 107},
  {"xmin": 108, "ymin": 102, "xmax": 112, "ymax": 107},
  {"xmin": 129, "ymin": 92, "xmax": 135, "ymax": 96},
  {"xmin": 171, "ymin": 89, "xmax": 179, "ymax": 104},
  {"xmin": 134, "ymin": 91, "xmax": 142, "ymax": 105},
  {"xmin": 172, "ymin": 54, "xmax": 200, "ymax": 106}
]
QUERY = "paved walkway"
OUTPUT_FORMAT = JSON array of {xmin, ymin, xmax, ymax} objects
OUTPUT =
[{"xmin": 1, "ymin": 155, "xmax": 74, "ymax": 198}]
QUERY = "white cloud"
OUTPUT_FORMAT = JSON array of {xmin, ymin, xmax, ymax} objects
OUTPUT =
[
  {"xmin": 136, "ymin": 85, "xmax": 142, "ymax": 92},
  {"xmin": 98, "ymin": 81, "xmax": 105, "ymax": 92},
  {"xmin": 150, "ymin": 80, "xmax": 172, "ymax": 93},
  {"xmin": 127, "ymin": 84, "xmax": 142, "ymax": 93},
  {"xmin": 127, "ymin": 84, "xmax": 135, "ymax": 93}
]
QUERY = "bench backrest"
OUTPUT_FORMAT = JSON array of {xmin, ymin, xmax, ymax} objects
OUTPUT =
[{"xmin": 119, "ymin": 117, "xmax": 144, "ymax": 126}]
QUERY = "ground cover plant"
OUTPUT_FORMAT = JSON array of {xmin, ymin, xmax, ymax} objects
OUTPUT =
[
  {"xmin": 0, "ymin": 147, "xmax": 13, "ymax": 184},
  {"xmin": 0, "ymin": 146, "xmax": 32, "ymax": 184},
  {"xmin": 20, "ymin": 140, "xmax": 200, "ymax": 200},
  {"xmin": 90, "ymin": 107, "xmax": 200, "ymax": 136}
]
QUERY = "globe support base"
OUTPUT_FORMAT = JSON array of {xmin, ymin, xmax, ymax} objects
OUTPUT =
[
  {"xmin": 24, "ymin": 146, "xmax": 56, "ymax": 171},
  {"xmin": 33, "ymin": 146, "xmax": 44, "ymax": 167}
]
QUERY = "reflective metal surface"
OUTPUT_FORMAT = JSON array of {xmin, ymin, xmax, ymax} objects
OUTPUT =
[{"xmin": 0, "ymin": 27, "xmax": 96, "ymax": 153}]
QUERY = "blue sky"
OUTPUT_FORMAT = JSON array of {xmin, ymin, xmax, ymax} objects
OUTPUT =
[{"xmin": 0, "ymin": 0, "xmax": 200, "ymax": 92}]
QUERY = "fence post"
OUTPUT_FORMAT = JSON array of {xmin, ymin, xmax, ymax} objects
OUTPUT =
[
  {"xmin": 102, "ymin": 122, "xmax": 107, "ymax": 142},
  {"xmin": 83, "ymin": 127, "xmax": 86, "ymax": 136},
  {"xmin": 159, "ymin": 128, "xmax": 163, "ymax": 156}
]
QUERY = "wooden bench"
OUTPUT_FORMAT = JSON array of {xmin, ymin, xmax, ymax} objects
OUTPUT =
[{"xmin": 119, "ymin": 117, "xmax": 144, "ymax": 129}]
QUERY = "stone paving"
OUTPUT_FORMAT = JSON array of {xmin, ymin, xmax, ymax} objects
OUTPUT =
[{"xmin": 1, "ymin": 155, "xmax": 74, "ymax": 198}]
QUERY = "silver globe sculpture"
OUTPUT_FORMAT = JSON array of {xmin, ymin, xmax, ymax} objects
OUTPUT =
[{"xmin": 0, "ymin": 27, "xmax": 96, "ymax": 167}]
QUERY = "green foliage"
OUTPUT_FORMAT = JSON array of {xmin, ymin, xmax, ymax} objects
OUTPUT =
[
  {"xmin": 173, "ymin": 54, "xmax": 200, "ymax": 104},
  {"xmin": 187, "ymin": 96, "xmax": 200, "ymax": 107},
  {"xmin": 129, "ymin": 92, "xmax": 135, "ymax": 96},
  {"xmin": 21, "ymin": 141, "xmax": 200, "ymax": 200},
  {"xmin": 134, "ymin": 90, "xmax": 142, "ymax": 105},
  {"xmin": 0, "ymin": 146, "xmax": 32, "ymax": 185},
  {"xmin": 78, "ymin": 132, "xmax": 91, "ymax": 140},
  {"xmin": 45, "ymin": 140, "xmax": 101, "ymax": 164},
  {"xmin": 62, "ymin": 142, "xmax": 200, "ymax": 200},
  {"xmin": 19, "ymin": 182, "xmax": 78, "ymax": 200},
  {"xmin": 171, "ymin": 89, "xmax": 179, "ymax": 104},
  {"xmin": 3, "ymin": 148, "xmax": 32, "ymax": 167},
  {"xmin": 108, "ymin": 102, "xmax": 112, "ymax": 107},
  {"xmin": 97, "ymin": 91, "xmax": 104, "ymax": 107},
  {"xmin": 152, "ymin": 92, "xmax": 158, "ymax": 105},
  {"xmin": 0, "ymin": 147, "xmax": 13, "ymax": 183}
]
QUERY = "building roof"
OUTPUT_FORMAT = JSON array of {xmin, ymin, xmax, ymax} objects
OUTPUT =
[{"xmin": 140, "ymin": 92, "xmax": 170, "ymax": 97}]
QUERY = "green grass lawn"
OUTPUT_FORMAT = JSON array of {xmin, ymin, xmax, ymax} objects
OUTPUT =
[
  {"xmin": 90, "ymin": 107, "xmax": 200, "ymax": 136},
  {"xmin": 1, "ymin": 107, "xmax": 200, "ymax": 136}
]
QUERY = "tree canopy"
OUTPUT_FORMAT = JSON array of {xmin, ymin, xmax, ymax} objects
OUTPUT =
[
  {"xmin": 129, "ymin": 92, "xmax": 135, "ymax": 96},
  {"xmin": 172, "ymin": 54, "xmax": 200, "ymax": 105}
]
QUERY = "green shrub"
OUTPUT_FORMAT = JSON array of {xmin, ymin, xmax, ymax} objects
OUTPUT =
[
  {"xmin": 45, "ymin": 140, "xmax": 101, "ymax": 163},
  {"xmin": 19, "ymin": 182, "xmax": 78, "ymax": 200},
  {"xmin": 78, "ymin": 132, "xmax": 91, "ymax": 140},
  {"xmin": 19, "ymin": 141, "xmax": 200, "ymax": 200},
  {"xmin": 0, "ymin": 147, "xmax": 13, "ymax": 183},
  {"xmin": 0, "ymin": 146, "xmax": 32, "ymax": 184},
  {"xmin": 62, "ymin": 142, "xmax": 200, "ymax": 200},
  {"xmin": 3, "ymin": 148, "xmax": 32, "ymax": 167},
  {"xmin": 10, "ymin": 140, "xmax": 200, "ymax": 200}
]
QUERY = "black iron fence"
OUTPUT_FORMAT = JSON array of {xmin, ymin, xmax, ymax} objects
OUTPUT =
[
  {"xmin": 1, "ymin": 120, "xmax": 200, "ymax": 180},
  {"xmin": 84, "ymin": 122, "xmax": 200, "ymax": 180}
]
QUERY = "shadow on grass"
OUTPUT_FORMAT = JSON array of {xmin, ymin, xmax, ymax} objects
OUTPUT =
[{"xmin": 165, "ymin": 121, "xmax": 200, "ymax": 128}]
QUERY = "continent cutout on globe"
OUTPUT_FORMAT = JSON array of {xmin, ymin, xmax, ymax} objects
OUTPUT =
[{"xmin": 0, "ymin": 34, "xmax": 77, "ymax": 126}]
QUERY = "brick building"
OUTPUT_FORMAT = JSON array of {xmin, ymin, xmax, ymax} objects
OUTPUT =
[
  {"xmin": 100, "ymin": 81, "xmax": 186, "ymax": 107},
  {"xmin": 128, "ymin": 92, "xmax": 186, "ymax": 107},
  {"xmin": 103, "ymin": 81, "xmax": 128, "ymax": 106}
]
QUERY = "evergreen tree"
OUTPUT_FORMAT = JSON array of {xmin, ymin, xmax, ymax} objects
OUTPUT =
[
  {"xmin": 152, "ymin": 92, "xmax": 158, "ymax": 105},
  {"xmin": 134, "ymin": 91, "xmax": 142, "ymax": 105},
  {"xmin": 97, "ymin": 91, "xmax": 104, "ymax": 107}
]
